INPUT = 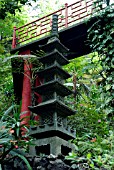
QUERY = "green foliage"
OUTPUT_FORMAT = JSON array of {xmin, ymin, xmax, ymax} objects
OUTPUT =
[
  {"xmin": 26, "ymin": 0, "xmax": 64, "ymax": 19},
  {"xmin": 64, "ymin": 1, "xmax": 114, "ymax": 169},
  {"xmin": 0, "ymin": 105, "xmax": 32, "ymax": 169},
  {"xmin": 0, "ymin": 6, "xmax": 31, "ymax": 116},
  {"xmin": 66, "ymin": 130, "xmax": 114, "ymax": 169},
  {"xmin": 0, "ymin": 0, "xmax": 37, "ymax": 19},
  {"xmin": 87, "ymin": 2, "xmax": 114, "ymax": 124},
  {"xmin": 64, "ymin": 54, "xmax": 108, "ymax": 137},
  {"xmin": 0, "ymin": 58, "xmax": 14, "ymax": 116}
]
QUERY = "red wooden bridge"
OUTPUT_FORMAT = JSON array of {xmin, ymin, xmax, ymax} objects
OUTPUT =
[{"xmin": 12, "ymin": 0, "xmax": 94, "ymax": 49}]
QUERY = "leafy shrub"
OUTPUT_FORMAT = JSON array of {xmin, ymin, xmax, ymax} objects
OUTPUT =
[
  {"xmin": 0, "ymin": 105, "xmax": 32, "ymax": 169},
  {"xmin": 66, "ymin": 130, "xmax": 114, "ymax": 169}
]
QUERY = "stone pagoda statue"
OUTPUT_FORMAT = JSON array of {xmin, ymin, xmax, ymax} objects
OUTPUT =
[{"xmin": 29, "ymin": 14, "xmax": 76, "ymax": 156}]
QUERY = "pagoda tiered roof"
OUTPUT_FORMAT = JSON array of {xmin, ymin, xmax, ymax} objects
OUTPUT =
[
  {"xmin": 33, "ymin": 80, "xmax": 72, "ymax": 97},
  {"xmin": 37, "ymin": 64, "xmax": 71, "ymax": 79},
  {"xmin": 29, "ymin": 99, "xmax": 76, "ymax": 116},
  {"xmin": 39, "ymin": 38, "xmax": 69, "ymax": 54},
  {"xmin": 39, "ymin": 49, "xmax": 69, "ymax": 66}
]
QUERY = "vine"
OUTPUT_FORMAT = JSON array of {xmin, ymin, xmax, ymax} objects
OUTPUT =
[{"xmin": 87, "ymin": 0, "xmax": 114, "ymax": 125}]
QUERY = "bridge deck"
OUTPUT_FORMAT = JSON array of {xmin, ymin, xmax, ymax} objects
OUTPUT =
[
  {"xmin": 11, "ymin": 17, "xmax": 95, "ymax": 59},
  {"xmin": 11, "ymin": 0, "xmax": 95, "ymax": 59}
]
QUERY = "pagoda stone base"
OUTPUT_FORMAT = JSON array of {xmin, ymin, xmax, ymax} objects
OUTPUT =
[{"xmin": 29, "ymin": 136, "xmax": 76, "ymax": 156}]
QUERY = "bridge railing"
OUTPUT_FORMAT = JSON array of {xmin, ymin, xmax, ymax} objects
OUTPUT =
[{"xmin": 12, "ymin": 0, "xmax": 94, "ymax": 49}]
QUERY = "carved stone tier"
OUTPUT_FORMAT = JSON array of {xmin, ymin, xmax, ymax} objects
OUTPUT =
[
  {"xmin": 33, "ymin": 80, "xmax": 72, "ymax": 97},
  {"xmin": 37, "ymin": 64, "xmax": 71, "ymax": 81},
  {"xmin": 39, "ymin": 49, "xmax": 69, "ymax": 66},
  {"xmin": 29, "ymin": 136, "xmax": 76, "ymax": 156},
  {"xmin": 30, "ymin": 123, "xmax": 76, "ymax": 140},
  {"xmin": 39, "ymin": 38, "xmax": 69, "ymax": 54},
  {"xmin": 29, "ymin": 99, "xmax": 75, "ymax": 116}
]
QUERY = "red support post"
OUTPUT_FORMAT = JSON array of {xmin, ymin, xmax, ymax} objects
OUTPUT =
[
  {"xmin": 65, "ymin": 3, "xmax": 68, "ymax": 28},
  {"xmin": 21, "ymin": 60, "xmax": 32, "ymax": 126},
  {"xmin": 19, "ymin": 50, "xmax": 31, "ymax": 127},
  {"xmin": 19, "ymin": 50, "xmax": 42, "ymax": 128},
  {"xmin": 12, "ymin": 26, "xmax": 16, "ymax": 49}
]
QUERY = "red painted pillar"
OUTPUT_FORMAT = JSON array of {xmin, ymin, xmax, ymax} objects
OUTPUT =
[
  {"xmin": 21, "ymin": 61, "xmax": 32, "ymax": 125},
  {"xmin": 65, "ymin": 3, "xmax": 68, "ymax": 28},
  {"xmin": 19, "ymin": 50, "xmax": 42, "ymax": 126},
  {"xmin": 19, "ymin": 50, "xmax": 31, "ymax": 126}
]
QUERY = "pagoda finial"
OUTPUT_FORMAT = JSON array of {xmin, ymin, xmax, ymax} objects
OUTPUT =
[
  {"xmin": 51, "ymin": 14, "xmax": 59, "ymax": 38},
  {"xmin": 48, "ymin": 14, "xmax": 59, "ymax": 43}
]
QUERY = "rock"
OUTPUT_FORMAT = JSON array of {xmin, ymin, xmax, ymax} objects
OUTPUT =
[
  {"xmin": 39, "ymin": 156, "xmax": 49, "ymax": 167},
  {"xmin": 48, "ymin": 154, "xmax": 57, "ymax": 159},
  {"xmin": 3, "ymin": 165, "xmax": 12, "ymax": 170},
  {"xmin": 58, "ymin": 154, "xmax": 65, "ymax": 160},
  {"xmin": 2, "ymin": 154, "xmax": 109, "ymax": 170},
  {"xmin": 55, "ymin": 159, "xmax": 63, "ymax": 163},
  {"xmin": 34, "ymin": 157, "xmax": 42, "ymax": 167},
  {"xmin": 38, "ymin": 167, "xmax": 46, "ymax": 170},
  {"xmin": 36, "ymin": 166, "xmax": 42, "ymax": 170},
  {"xmin": 47, "ymin": 158, "xmax": 70, "ymax": 170}
]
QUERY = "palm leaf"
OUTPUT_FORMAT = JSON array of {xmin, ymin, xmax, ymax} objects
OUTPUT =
[
  {"xmin": 1, "ymin": 105, "xmax": 17, "ymax": 121},
  {"xmin": 10, "ymin": 151, "xmax": 32, "ymax": 170},
  {"xmin": 0, "ymin": 138, "xmax": 10, "ymax": 144}
]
